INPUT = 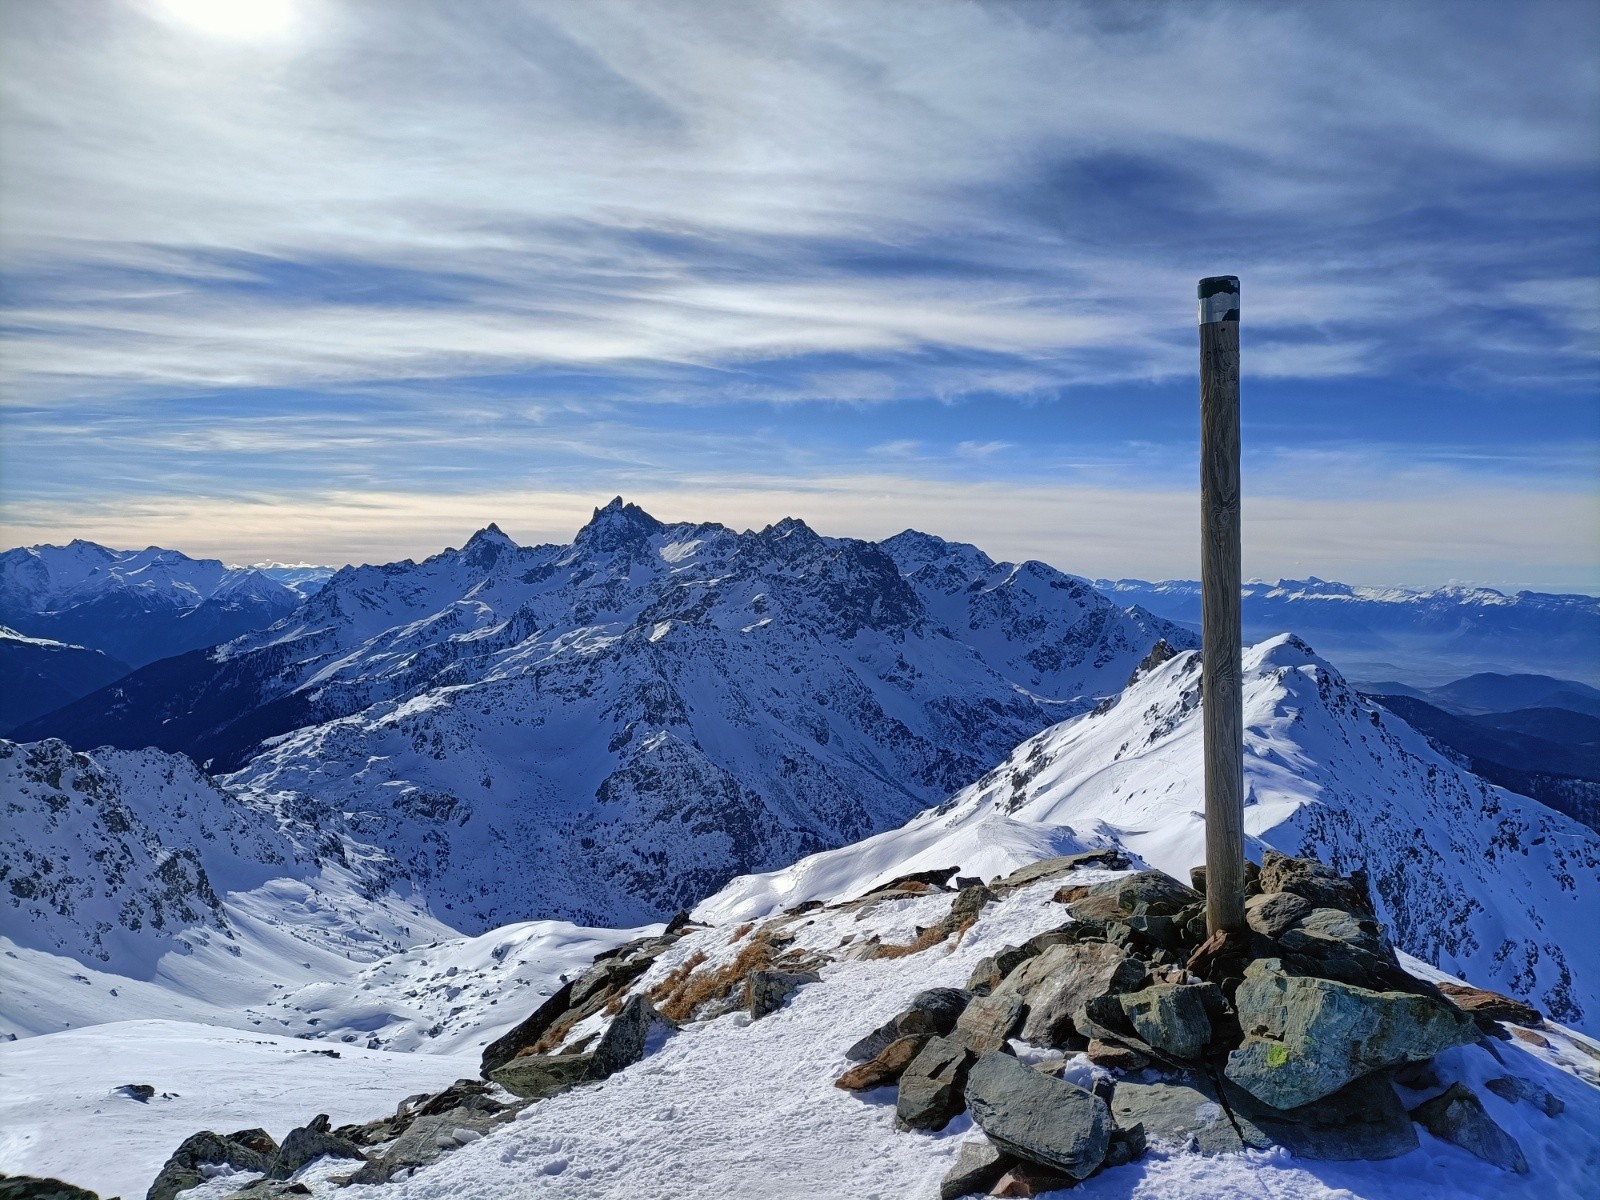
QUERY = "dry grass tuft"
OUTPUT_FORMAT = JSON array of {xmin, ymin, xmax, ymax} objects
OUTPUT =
[
  {"xmin": 869, "ymin": 924, "xmax": 950, "ymax": 960},
  {"xmin": 728, "ymin": 922, "xmax": 754, "ymax": 944},
  {"xmin": 655, "ymin": 935, "xmax": 775, "ymax": 1023}
]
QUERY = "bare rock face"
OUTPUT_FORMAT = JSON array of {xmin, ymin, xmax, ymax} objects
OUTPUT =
[
  {"xmin": 963, "ymin": 1051, "xmax": 1112, "ymax": 1181},
  {"xmin": 1410, "ymin": 1083, "xmax": 1530, "ymax": 1174},
  {"xmin": 1257, "ymin": 850, "xmax": 1373, "ymax": 915},
  {"xmin": 1225, "ymin": 959, "xmax": 1477, "ymax": 1110},
  {"xmin": 1244, "ymin": 891, "xmax": 1314, "ymax": 939}
]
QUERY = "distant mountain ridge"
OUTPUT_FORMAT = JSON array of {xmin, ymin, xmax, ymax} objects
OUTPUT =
[
  {"xmin": 0, "ymin": 540, "xmax": 301, "ymax": 668},
  {"xmin": 16, "ymin": 501, "xmax": 1189, "ymax": 930},
  {"xmin": 0, "ymin": 627, "xmax": 129, "ymax": 732},
  {"xmin": 1098, "ymin": 575, "xmax": 1600, "ymax": 685}
]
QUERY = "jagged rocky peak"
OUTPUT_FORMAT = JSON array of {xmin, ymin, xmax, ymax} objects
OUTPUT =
[
  {"xmin": 574, "ymin": 497, "xmax": 665, "ymax": 553},
  {"xmin": 458, "ymin": 521, "xmax": 519, "ymax": 568}
]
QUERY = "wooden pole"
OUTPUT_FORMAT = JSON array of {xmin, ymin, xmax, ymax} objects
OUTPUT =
[{"xmin": 1199, "ymin": 275, "xmax": 1245, "ymax": 936}]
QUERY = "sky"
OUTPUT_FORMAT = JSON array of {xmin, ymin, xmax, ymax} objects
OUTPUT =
[{"xmin": 1, "ymin": 0, "xmax": 1597, "ymax": 590}]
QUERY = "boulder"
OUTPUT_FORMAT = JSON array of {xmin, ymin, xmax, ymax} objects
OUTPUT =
[
  {"xmin": 226, "ymin": 1129, "xmax": 278, "ymax": 1156},
  {"xmin": 937, "ymin": 1138, "xmax": 1015, "ymax": 1200},
  {"xmin": 745, "ymin": 968, "xmax": 820, "ymax": 1019},
  {"xmin": 1118, "ymin": 983, "xmax": 1219, "ymax": 1060},
  {"xmin": 1011, "ymin": 942, "xmax": 1146, "ymax": 1046},
  {"xmin": 347, "ymin": 1107, "xmax": 505, "ymax": 1184},
  {"xmin": 0, "ymin": 1176, "xmax": 101, "ymax": 1200},
  {"xmin": 265, "ymin": 1115, "xmax": 364, "ymax": 1179},
  {"xmin": 835, "ymin": 1035, "xmax": 929, "ymax": 1091},
  {"xmin": 1244, "ymin": 892, "xmax": 1314, "ymax": 939},
  {"xmin": 963, "ymin": 1051, "xmax": 1111, "ymax": 1180},
  {"xmin": 490, "ymin": 1051, "xmax": 595, "ymax": 1100},
  {"xmin": 847, "ymin": 989, "xmax": 970, "ymax": 1060},
  {"xmin": 1104, "ymin": 1121, "xmax": 1148, "ymax": 1168},
  {"xmin": 586, "ymin": 995, "xmax": 675, "ymax": 1081},
  {"xmin": 1086, "ymin": 1038, "xmax": 1150, "ymax": 1071},
  {"xmin": 895, "ymin": 1036, "xmax": 976, "ymax": 1132},
  {"xmin": 1410, "ymin": 1083, "xmax": 1529, "ymax": 1174},
  {"xmin": 1113, "ymin": 1071, "xmax": 1417, "ymax": 1161},
  {"xmin": 479, "ymin": 979, "xmax": 576, "ymax": 1075},
  {"xmin": 966, "ymin": 947, "xmax": 1034, "ymax": 996},
  {"xmin": 1483, "ymin": 1074, "xmax": 1564, "ymax": 1116},
  {"xmin": 1437, "ymin": 982, "xmax": 1542, "ymax": 1027},
  {"xmin": 147, "ymin": 1130, "xmax": 272, "ymax": 1200},
  {"xmin": 954, "ymin": 989, "xmax": 1025, "ymax": 1055},
  {"xmin": 1225, "ymin": 958, "xmax": 1477, "ymax": 1109},
  {"xmin": 1257, "ymin": 850, "xmax": 1372, "ymax": 915},
  {"xmin": 1086, "ymin": 870, "xmax": 1201, "ymax": 916}
]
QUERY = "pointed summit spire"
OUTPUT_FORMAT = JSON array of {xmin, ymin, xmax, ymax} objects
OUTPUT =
[
  {"xmin": 575, "ymin": 497, "xmax": 663, "ymax": 552},
  {"xmin": 461, "ymin": 521, "xmax": 517, "ymax": 567}
]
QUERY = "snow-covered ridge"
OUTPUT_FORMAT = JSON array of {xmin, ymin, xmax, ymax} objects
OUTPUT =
[{"xmin": 700, "ymin": 634, "xmax": 1600, "ymax": 1032}]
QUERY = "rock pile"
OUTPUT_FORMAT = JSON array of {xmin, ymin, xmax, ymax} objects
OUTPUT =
[{"xmin": 832, "ymin": 850, "xmax": 1554, "ymax": 1197}]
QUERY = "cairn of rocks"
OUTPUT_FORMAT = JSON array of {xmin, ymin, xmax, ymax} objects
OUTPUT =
[{"xmin": 834, "ymin": 850, "xmax": 1553, "ymax": 1198}]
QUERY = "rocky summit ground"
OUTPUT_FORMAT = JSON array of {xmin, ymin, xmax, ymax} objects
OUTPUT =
[{"xmin": 42, "ymin": 850, "xmax": 1597, "ymax": 1200}]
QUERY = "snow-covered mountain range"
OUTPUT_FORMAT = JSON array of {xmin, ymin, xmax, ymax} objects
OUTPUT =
[
  {"xmin": 1098, "ymin": 576, "xmax": 1600, "ymax": 686},
  {"xmin": 703, "ymin": 635, "xmax": 1600, "ymax": 1031},
  {"xmin": 15, "ymin": 500, "xmax": 1189, "ymax": 929},
  {"xmin": 0, "ymin": 540, "xmax": 301, "ymax": 669}
]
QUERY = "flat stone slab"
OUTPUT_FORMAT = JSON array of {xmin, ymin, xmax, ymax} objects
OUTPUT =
[{"xmin": 964, "ymin": 1051, "xmax": 1111, "ymax": 1180}]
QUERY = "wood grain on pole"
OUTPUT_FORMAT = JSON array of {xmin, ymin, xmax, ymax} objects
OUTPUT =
[{"xmin": 1199, "ymin": 275, "xmax": 1245, "ymax": 936}]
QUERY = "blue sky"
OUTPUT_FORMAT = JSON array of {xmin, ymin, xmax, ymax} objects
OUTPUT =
[{"xmin": 1, "ymin": 0, "xmax": 1596, "ymax": 589}]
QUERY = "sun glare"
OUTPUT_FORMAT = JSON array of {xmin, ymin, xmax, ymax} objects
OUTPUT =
[{"xmin": 153, "ymin": 0, "xmax": 299, "ymax": 40}]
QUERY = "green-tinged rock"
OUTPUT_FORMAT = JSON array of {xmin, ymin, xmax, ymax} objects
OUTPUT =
[
  {"xmin": 895, "ymin": 1036, "xmax": 975, "ymax": 1132},
  {"xmin": 1118, "ymin": 983, "xmax": 1219, "ymax": 1060},
  {"xmin": 1411, "ymin": 1084, "xmax": 1530, "ymax": 1174},
  {"xmin": 963, "ymin": 1051, "xmax": 1111, "ymax": 1180},
  {"xmin": 490, "ymin": 1051, "xmax": 595, "ymax": 1100},
  {"xmin": 966, "ymin": 946, "xmax": 1035, "ymax": 995},
  {"xmin": 1225, "ymin": 959, "xmax": 1477, "ymax": 1109}
]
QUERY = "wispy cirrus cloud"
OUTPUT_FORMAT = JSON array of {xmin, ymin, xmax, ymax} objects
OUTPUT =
[{"xmin": 0, "ymin": 0, "xmax": 1595, "ymax": 586}]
